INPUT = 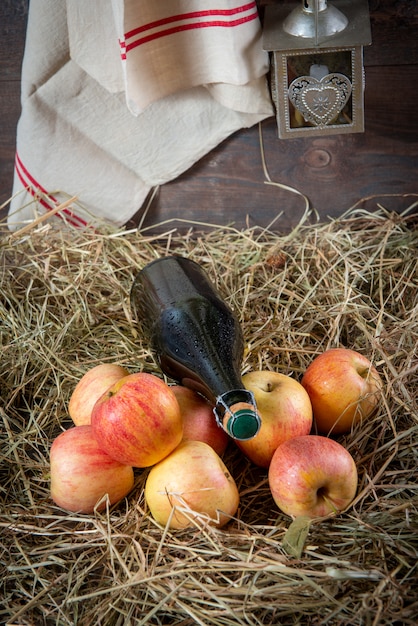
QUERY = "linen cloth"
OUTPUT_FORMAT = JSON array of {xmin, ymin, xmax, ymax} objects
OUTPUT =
[{"xmin": 8, "ymin": 0, "xmax": 273, "ymax": 230}]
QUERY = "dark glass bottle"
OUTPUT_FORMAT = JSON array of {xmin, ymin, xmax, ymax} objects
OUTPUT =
[{"xmin": 130, "ymin": 255, "xmax": 261, "ymax": 441}]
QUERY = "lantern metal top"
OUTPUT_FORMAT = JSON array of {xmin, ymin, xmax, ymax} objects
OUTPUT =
[
  {"xmin": 283, "ymin": 0, "xmax": 348, "ymax": 39},
  {"xmin": 263, "ymin": 0, "xmax": 371, "ymax": 51}
]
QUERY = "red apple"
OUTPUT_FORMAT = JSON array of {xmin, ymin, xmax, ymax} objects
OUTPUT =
[
  {"xmin": 301, "ymin": 348, "xmax": 383, "ymax": 435},
  {"xmin": 234, "ymin": 371, "xmax": 313, "ymax": 468},
  {"xmin": 91, "ymin": 372, "xmax": 183, "ymax": 468},
  {"xmin": 69, "ymin": 363, "xmax": 129, "ymax": 426},
  {"xmin": 171, "ymin": 385, "xmax": 229, "ymax": 456},
  {"xmin": 145, "ymin": 440, "xmax": 239, "ymax": 529},
  {"xmin": 268, "ymin": 435, "xmax": 358, "ymax": 518},
  {"xmin": 50, "ymin": 425, "xmax": 134, "ymax": 513}
]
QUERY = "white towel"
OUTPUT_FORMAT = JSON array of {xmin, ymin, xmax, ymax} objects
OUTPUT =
[{"xmin": 8, "ymin": 0, "xmax": 273, "ymax": 230}]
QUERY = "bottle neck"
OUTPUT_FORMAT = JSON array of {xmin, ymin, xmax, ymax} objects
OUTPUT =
[{"xmin": 214, "ymin": 389, "xmax": 261, "ymax": 441}]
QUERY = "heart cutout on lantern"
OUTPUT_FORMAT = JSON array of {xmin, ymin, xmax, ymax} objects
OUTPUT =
[{"xmin": 288, "ymin": 73, "xmax": 352, "ymax": 126}]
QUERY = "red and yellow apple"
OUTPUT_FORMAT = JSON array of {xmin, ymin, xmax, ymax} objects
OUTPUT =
[
  {"xmin": 91, "ymin": 372, "xmax": 183, "ymax": 468},
  {"xmin": 50, "ymin": 425, "xmax": 134, "ymax": 513},
  {"xmin": 145, "ymin": 440, "xmax": 239, "ymax": 529},
  {"xmin": 301, "ymin": 348, "xmax": 383, "ymax": 435},
  {"xmin": 234, "ymin": 370, "xmax": 313, "ymax": 468},
  {"xmin": 69, "ymin": 363, "xmax": 129, "ymax": 426},
  {"xmin": 171, "ymin": 385, "xmax": 229, "ymax": 456},
  {"xmin": 268, "ymin": 434, "xmax": 358, "ymax": 518}
]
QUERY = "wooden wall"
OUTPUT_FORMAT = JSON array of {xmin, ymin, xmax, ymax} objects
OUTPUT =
[{"xmin": 1, "ymin": 1, "xmax": 417, "ymax": 231}]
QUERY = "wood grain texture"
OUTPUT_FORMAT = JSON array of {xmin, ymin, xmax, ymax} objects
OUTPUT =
[
  {"xmin": 0, "ymin": 0, "xmax": 27, "ymax": 78},
  {"xmin": 0, "ymin": 0, "xmax": 27, "ymax": 213},
  {"xmin": 1, "ymin": 0, "xmax": 417, "ymax": 230}
]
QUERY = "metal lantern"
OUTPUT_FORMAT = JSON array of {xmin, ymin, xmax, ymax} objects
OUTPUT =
[{"xmin": 263, "ymin": 0, "xmax": 371, "ymax": 138}]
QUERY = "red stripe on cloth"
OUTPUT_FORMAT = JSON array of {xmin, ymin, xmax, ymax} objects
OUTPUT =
[
  {"xmin": 14, "ymin": 153, "xmax": 88, "ymax": 228},
  {"xmin": 124, "ymin": 2, "xmax": 257, "ymax": 41},
  {"xmin": 119, "ymin": 38, "xmax": 127, "ymax": 60},
  {"xmin": 16, "ymin": 152, "xmax": 56, "ymax": 197},
  {"xmin": 15, "ymin": 160, "xmax": 57, "ymax": 214},
  {"xmin": 125, "ymin": 11, "xmax": 259, "ymax": 53}
]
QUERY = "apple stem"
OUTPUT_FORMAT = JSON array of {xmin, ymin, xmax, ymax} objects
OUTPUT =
[
  {"xmin": 320, "ymin": 492, "xmax": 339, "ymax": 515},
  {"xmin": 358, "ymin": 367, "xmax": 371, "ymax": 380}
]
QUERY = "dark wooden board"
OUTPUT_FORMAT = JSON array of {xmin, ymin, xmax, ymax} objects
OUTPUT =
[
  {"xmin": 135, "ymin": 62, "xmax": 418, "ymax": 232},
  {"xmin": 0, "ymin": 81, "xmax": 21, "ymax": 196},
  {"xmin": 0, "ymin": 0, "xmax": 27, "ymax": 213},
  {"xmin": 0, "ymin": 0, "xmax": 27, "ymax": 78}
]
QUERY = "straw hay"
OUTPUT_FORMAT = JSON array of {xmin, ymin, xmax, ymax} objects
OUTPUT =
[{"xmin": 1, "ymin": 203, "xmax": 417, "ymax": 625}]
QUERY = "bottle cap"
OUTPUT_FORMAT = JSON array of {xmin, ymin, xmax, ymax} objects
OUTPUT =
[{"xmin": 225, "ymin": 408, "xmax": 261, "ymax": 440}]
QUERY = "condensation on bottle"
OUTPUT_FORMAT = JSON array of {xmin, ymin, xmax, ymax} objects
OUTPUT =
[{"xmin": 130, "ymin": 255, "xmax": 261, "ymax": 441}]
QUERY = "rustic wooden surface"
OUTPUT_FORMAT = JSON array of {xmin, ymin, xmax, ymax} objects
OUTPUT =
[{"xmin": 1, "ymin": 1, "xmax": 417, "ymax": 232}]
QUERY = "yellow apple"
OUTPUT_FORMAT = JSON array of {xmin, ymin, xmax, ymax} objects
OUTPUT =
[
  {"xmin": 268, "ymin": 435, "xmax": 358, "ymax": 518},
  {"xmin": 145, "ymin": 440, "xmax": 239, "ymax": 529},
  {"xmin": 301, "ymin": 348, "xmax": 383, "ymax": 435},
  {"xmin": 91, "ymin": 372, "xmax": 183, "ymax": 468},
  {"xmin": 171, "ymin": 385, "xmax": 229, "ymax": 456},
  {"xmin": 235, "ymin": 370, "xmax": 313, "ymax": 468},
  {"xmin": 50, "ymin": 425, "xmax": 134, "ymax": 513},
  {"xmin": 69, "ymin": 363, "xmax": 129, "ymax": 426}
]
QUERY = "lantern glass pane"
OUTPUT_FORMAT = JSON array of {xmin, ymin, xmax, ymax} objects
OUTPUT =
[
  {"xmin": 271, "ymin": 46, "xmax": 365, "ymax": 138},
  {"xmin": 287, "ymin": 50, "xmax": 353, "ymax": 129}
]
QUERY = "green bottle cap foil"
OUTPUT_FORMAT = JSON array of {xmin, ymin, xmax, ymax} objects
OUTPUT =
[{"xmin": 226, "ymin": 408, "xmax": 261, "ymax": 440}]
